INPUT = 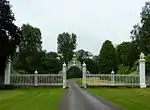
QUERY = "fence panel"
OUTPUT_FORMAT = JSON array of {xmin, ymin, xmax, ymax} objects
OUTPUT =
[
  {"xmin": 37, "ymin": 74, "xmax": 63, "ymax": 86},
  {"xmin": 10, "ymin": 74, "xmax": 63, "ymax": 86},
  {"xmin": 86, "ymin": 74, "xmax": 140, "ymax": 86},
  {"xmin": 10, "ymin": 74, "xmax": 35, "ymax": 86},
  {"xmin": 146, "ymin": 75, "xmax": 150, "ymax": 86}
]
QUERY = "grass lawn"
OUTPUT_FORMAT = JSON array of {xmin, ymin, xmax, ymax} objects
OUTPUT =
[
  {"xmin": 0, "ymin": 88, "xmax": 64, "ymax": 110},
  {"xmin": 88, "ymin": 88, "xmax": 150, "ymax": 110},
  {"xmin": 69, "ymin": 78, "xmax": 82, "ymax": 86}
]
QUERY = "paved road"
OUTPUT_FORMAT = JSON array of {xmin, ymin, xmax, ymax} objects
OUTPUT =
[{"xmin": 58, "ymin": 80, "xmax": 122, "ymax": 110}]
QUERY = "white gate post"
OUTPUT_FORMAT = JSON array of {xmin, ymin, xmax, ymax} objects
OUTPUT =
[
  {"xmin": 139, "ymin": 52, "xmax": 146, "ymax": 88},
  {"xmin": 4, "ymin": 57, "xmax": 12, "ymax": 85},
  {"xmin": 63, "ymin": 63, "xmax": 67, "ymax": 88},
  {"xmin": 34, "ymin": 70, "xmax": 38, "ymax": 86},
  {"xmin": 111, "ymin": 70, "xmax": 115, "ymax": 86},
  {"xmin": 82, "ymin": 62, "xmax": 87, "ymax": 88}
]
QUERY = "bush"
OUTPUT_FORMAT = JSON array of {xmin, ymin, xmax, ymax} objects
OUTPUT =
[{"xmin": 117, "ymin": 65, "xmax": 130, "ymax": 74}]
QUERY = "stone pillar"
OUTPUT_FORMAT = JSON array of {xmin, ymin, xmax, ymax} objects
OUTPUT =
[
  {"xmin": 111, "ymin": 70, "xmax": 115, "ymax": 86},
  {"xmin": 63, "ymin": 63, "xmax": 67, "ymax": 88},
  {"xmin": 34, "ymin": 70, "xmax": 38, "ymax": 86},
  {"xmin": 4, "ymin": 58, "xmax": 12, "ymax": 85},
  {"xmin": 139, "ymin": 52, "xmax": 146, "ymax": 88},
  {"xmin": 82, "ymin": 62, "xmax": 87, "ymax": 88}
]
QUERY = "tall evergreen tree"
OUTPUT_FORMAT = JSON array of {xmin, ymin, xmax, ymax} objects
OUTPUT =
[{"xmin": 99, "ymin": 40, "xmax": 116, "ymax": 74}]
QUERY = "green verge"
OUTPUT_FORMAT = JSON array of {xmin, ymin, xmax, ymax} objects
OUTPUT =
[
  {"xmin": 69, "ymin": 78, "xmax": 82, "ymax": 86},
  {"xmin": 88, "ymin": 88, "xmax": 150, "ymax": 110},
  {"xmin": 0, "ymin": 88, "xmax": 64, "ymax": 110}
]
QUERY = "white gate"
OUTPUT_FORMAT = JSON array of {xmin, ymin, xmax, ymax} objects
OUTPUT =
[
  {"xmin": 61, "ymin": 54, "xmax": 87, "ymax": 88},
  {"xmin": 4, "ymin": 53, "xmax": 147, "ymax": 88}
]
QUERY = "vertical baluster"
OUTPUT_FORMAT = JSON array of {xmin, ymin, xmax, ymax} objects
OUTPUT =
[
  {"xmin": 20, "ymin": 75, "xmax": 22, "ymax": 85},
  {"xmin": 39, "ymin": 75, "xmax": 40, "ymax": 85},
  {"xmin": 47, "ymin": 74, "xmax": 50, "ymax": 85},
  {"xmin": 17, "ymin": 75, "xmax": 19, "ymax": 85},
  {"xmin": 26, "ymin": 75, "xmax": 28, "ymax": 85},
  {"xmin": 16, "ymin": 75, "xmax": 18, "ymax": 85},
  {"xmin": 52, "ymin": 74, "xmax": 53, "ymax": 84}
]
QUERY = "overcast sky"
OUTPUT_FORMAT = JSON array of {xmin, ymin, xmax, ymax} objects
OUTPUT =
[{"xmin": 10, "ymin": 0, "xmax": 146, "ymax": 55}]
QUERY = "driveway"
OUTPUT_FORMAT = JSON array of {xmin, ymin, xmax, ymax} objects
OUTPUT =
[{"xmin": 58, "ymin": 80, "xmax": 122, "ymax": 110}]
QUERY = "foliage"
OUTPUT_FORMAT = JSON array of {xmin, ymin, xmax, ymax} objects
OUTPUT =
[
  {"xmin": 145, "ymin": 54, "xmax": 150, "ymax": 75},
  {"xmin": 99, "ymin": 40, "xmax": 116, "ymax": 74},
  {"xmin": 85, "ymin": 58, "xmax": 99, "ymax": 74},
  {"xmin": 117, "ymin": 65, "xmax": 130, "ymax": 74},
  {"xmin": 57, "ymin": 32, "xmax": 77, "ymax": 64},
  {"xmin": 116, "ymin": 41, "xmax": 139, "ymax": 67},
  {"xmin": 131, "ymin": 1, "xmax": 150, "ymax": 55},
  {"xmin": 38, "ymin": 51, "xmax": 62, "ymax": 74},
  {"xmin": 0, "ymin": 0, "xmax": 22, "ymax": 84},
  {"xmin": 19, "ymin": 24, "xmax": 42, "ymax": 52},
  {"xmin": 75, "ymin": 49, "xmax": 99, "ymax": 74},
  {"xmin": 13, "ymin": 24, "xmax": 42, "ymax": 73},
  {"xmin": 15, "ymin": 69, "xmax": 26, "ymax": 74},
  {"xmin": 130, "ymin": 54, "xmax": 150, "ymax": 75},
  {"xmin": 76, "ymin": 49, "xmax": 93, "ymax": 64}
]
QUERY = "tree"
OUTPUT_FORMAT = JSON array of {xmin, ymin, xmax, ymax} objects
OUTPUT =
[
  {"xmin": 85, "ymin": 58, "xmax": 99, "ymax": 74},
  {"xmin": 13, "ymin": 24, "xmax": 42, "ymax": 73},
  {"xmin": 75, "ymin": 49, "xmax": 99, "ymax": 73},
  {"xmin": 92, "ymin": 55, "xmax": 99, "ymax": 66},
  {"xmin": 116, "ymin": 41, "xmax": 139, "ymax": 67},
  {"xmin": 19, "ymin": 24, "xmax": 42, "ymax": 52},
  {"xmin": 131, "ymin": 1, "xmax": 150, "ymax": 55},
  {"xmin": 76, "ymin": 49, "xmax": 93, "ymax": 64},
  {"xmin": 99, "ymin": 40, "xmax": 116, "ymax": 74},
  {"xmin": 145, "ymin": 54, "xmax": 150, "ymax": 75},
  {"xmin": 38, "ymin": 51, "xmax": 62, "ymax": 74},
  {"xmin": 130, "ymin": 24, "xmax": 141, "ymax": 41},
  {"xmin": 57, "ymin": 32, "xmax": 77, "ymax": 64},
  {"xmin": 0, "ymin": 0, "xmax": 22, "ymax": 85},
  {"xmin": 92, "ymin": 55, "xmax": 100, "ymax": 73}
]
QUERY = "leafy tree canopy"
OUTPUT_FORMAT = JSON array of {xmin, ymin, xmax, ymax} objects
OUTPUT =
[
  {"xmin": 116, "ymin": 41, "xmax": 139, "ymax": 67},
  {"xmin": 99, "ymin": 40, "xmax": 116, "ymax": 74},
  {"xmin": 57, "ymin": 32, "xmax": 77, "ymax": 64},
  {"xmin": 13, "ymin": 24, "xmax": 42, "ymax": 73},
  {"xmin": 131, "ymin": 1, "xmax": 150, "ymax": 55},
  {"xmin": 0, "ymin": 0, "xmax": 21, "ymax": 81}
]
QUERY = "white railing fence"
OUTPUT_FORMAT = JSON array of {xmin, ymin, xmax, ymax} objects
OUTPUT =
[
  {"xmin": 10, "ymin": 74, "xmax": 63, "ymax": 86},
  {"xmin": 86, "ymin": 74, "xmax": 140, "ymax": 86},
  {"xmin": 4, "ymin": 57, "xmax": 66, "ymax": 88},
  {"xmin": 4, "ymin": 52, "xmax": 148, "ymax": 89},
  {"xmin": 146, "ymin": 75, "xmax": 150, "ymax": 86}
]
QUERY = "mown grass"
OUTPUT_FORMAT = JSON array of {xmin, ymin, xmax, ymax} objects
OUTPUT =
[
  {"xmin": 88, "ymin": 88, "xmax": 150, "ymax": 110},
  {"xmin": 69, "ymin": 78, "xmax": 82, "ymax": 86},
  {"xmin": 0, "ymin": 88, "xmax": 64, "ymax": 110}
]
